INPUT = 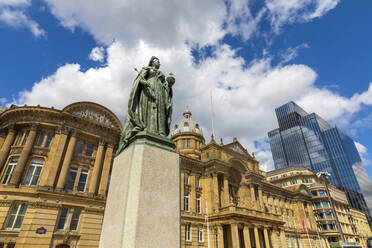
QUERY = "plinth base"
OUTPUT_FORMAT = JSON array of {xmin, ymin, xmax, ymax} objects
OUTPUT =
[{"xmin": 99, "ymin": 132, "xmax": 180, "ymax": 248}]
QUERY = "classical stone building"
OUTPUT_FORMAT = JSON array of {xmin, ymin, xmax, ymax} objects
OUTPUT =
[
  {"xmin": 173, "ymin": 107, "xmax": 371, "ymax": 248},
  {"xmin": 0, "ymin": 102, "xmax": 121, "ymax": 248},
  {"xmin": 267, "ymin": 167, "xmax": 371, "ymax": 246},
  {"xmin": 0, "ymin": 103, "xmax": 370, "ymax": 248}
]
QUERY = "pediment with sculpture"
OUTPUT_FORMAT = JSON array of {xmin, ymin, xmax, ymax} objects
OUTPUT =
[{"xmin": 63, "ymin": 102, "xmax": 122, "ymax": 131}]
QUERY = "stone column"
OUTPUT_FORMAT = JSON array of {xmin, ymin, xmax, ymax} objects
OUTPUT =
[
  {"xmin": 88, "ymin": 141, "xmax": 105, "ymax": 194},
  {"xmin": 39, "ymin": 126, "xmax": 68, "ymax": 188},
  {"xmin": 270, "ymin": 229, "xmax": 278, "ymax": 248},
  {"xmin": 9, "ymin": 124, "xmax": 38, "ymax": 186},
  {"xmin": 98, "ymin": 144, "xmax": 114, "ymax": 196},
  {"xmin": 217, "ymin": 225, "xmax": 224, "ymax": 248},
  {"xmin": 181, "ymin": 172, "xmax": 185, "ymax": 210},
  {"xmin": 280, "ymin": 229, "xmax": 287, "ymax": 248},
  {"xmin": 0, "ymin": 132, "xmax": 6, "ymax": 150},
  {"xmin": 223, "ymin": 174, "xmax": 230, "ymax": 207},
  {"xmin": 212, "ymin": 173, "xmax": 219, "ymax": 211},
  {"xmin": 56, "ymin": 130, "xmax": 77, "ymax": 190},
  {"xmin": 231, "ymin": 223, "xmax": 240, "ymax": 248},
  {"xmin": 264, "ymin": 228, "xmax": 270, "ymax": 248},
  {"xmin": 0, "ymin": 125, "xmax": 16, "ymax": 172},
  {"xmin": 254, "ymin": 226, "xmax": 261, "ymax": 248},
  {"xmin": 243, "ymin": 225, "xmax": 252, "ymax": 248},
  {"xmin": 258, "ymin": 187, "xmax": 264, "ymax": 209},
  {"xmin": 250, "ymin": 184, "xmax": 256, "ymax": 209},
  {"xmin": 190, "ymin": 174, "xmax": 196, "ymax": 212},
  {"xmin": 307, "ymin": 203, "xmax": 316, "ymax": 231}
]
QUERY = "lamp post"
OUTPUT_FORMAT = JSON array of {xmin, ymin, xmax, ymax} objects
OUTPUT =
[{"xmin": 316, "ymin": 172, "xmax": 346, "ymax": 243}]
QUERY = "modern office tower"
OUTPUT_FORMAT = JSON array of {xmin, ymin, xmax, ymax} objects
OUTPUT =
[{"xmin": 268, "ymin": 101, "xmax": 372, "ymax": 228}]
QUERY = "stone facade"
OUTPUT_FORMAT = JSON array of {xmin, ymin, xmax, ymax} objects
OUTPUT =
[
  {"xmin": 267, "ymin": 167, "xmax": 372, "ymax": 246},
  {"xmin": 174, "ymin": 108, "xmax": 372, "ymax": 248},
  {"xmin": 0, "ymin": 102, "xmax": 121, "ymax": 248},
  {"xmin": 0, "ymin": 103, "xmax": 370, "ymax": 248}
]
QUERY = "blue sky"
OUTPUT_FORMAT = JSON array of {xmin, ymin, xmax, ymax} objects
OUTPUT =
[{"xmin": 1, "ymin": 0, "xmax": 372, "ymax": 184}]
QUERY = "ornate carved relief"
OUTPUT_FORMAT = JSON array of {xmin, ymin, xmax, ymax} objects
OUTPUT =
[
  {"xmin": 31, "ymin": 147, "xmax": 49, "ymax": 156},
  {"xmin": 72, "ymin": 154, "xmax": 95, "ymax": 166},
  {"xmin": 70, "ymin": 109, "xmax": 116, "ymax": 129},
  {"xmin": 9, "ymin": 146, "xmax": 22, "ymax": 155},
  {"xmin": 29, "ymin": 201, "xmax": 59, "ymax": 210}
]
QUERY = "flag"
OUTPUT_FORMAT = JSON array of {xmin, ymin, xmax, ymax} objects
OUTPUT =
[{"xmin": 302, "ymin": 219, "xmax": 306, "ymax": 231}]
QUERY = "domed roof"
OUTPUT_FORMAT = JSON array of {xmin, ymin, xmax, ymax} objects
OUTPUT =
[{"xmin": 171, "ymin": 106, "xmax": 203, "ymax": 138}]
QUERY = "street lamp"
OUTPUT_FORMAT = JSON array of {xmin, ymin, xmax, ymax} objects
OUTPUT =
[{"xmin": 316, "ymin": 172, "xmax": 346, "ymax": 243}]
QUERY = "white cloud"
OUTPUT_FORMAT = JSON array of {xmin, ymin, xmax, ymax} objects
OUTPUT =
[
  {"xmin": 13, "ymin": 40, "xmax": 372, "ymax": 174},
  {"xmin": 0, "ymin": 1, "xmax": 45, "ymax": 37},
  {"xmin": 11, "ymin": 0, "xmax": 372, "ymax": 175},
  {"xmin": 43, "ymin": 0, "xmax": 227, "ymax": 48},
  {"xmin": 89, "ymin": 46, "xmax": 105, "ymax": 62},
  {"xmin": 355, "ymin": 141, "xmax": 371, "ymax": 167},
  {"xmin": 0, "ymin": 0, "xmax": 29, "ymax": 7},
  {"xmin": 266, "ymin": 0, "xmax": 340, "ymax": 32}
]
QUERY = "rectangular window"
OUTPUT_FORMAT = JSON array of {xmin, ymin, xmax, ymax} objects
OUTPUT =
[
  {"xmin": 196, "ymin": 176, "xmax": 200, "ymax": 188},
  {"xmin": 57, "ymin": 208, "xmax": 81, "ymax": 231},
  {"xmin": 37, "ymin": 133, "xmax": 46, "ymax": 146},
  {"xmin": 184, "ymin": 173, "xmax": 189, "ymax": 185},
  {"xmin": 185, "ymin": 224, "xmax": 191, "ymax": 241},
  {"xmin": 21, "ymin": 132, "xmax": 28, "ymax": 146},
  {"xmin": 24, "ymin": 158, "xmax": 44, "ymax": 186},
  {"xmin": 74, "ymin": 140, "xmax": 84, "ymax": 154},
  {"xmin": 77, "ymin": 167, "xmax": 89, "ymax": 192},
  {"xmin": 85, "ymin": 144, "xmax": 95, "ymax": 156},
  {"xmin": 184, "ymin": 192, "xmax": 189, "ymax": 211},
  {"xmin": 2, "ymin": 157, "xmax": 18, "ymax": 185},
  {"xmin": 69, "ymin": 209, "xmax": 81, "ymax": 230},
  {"xmin": 196, "ymin": 195, "xmax": 201, "ymax": 214},
  {"xmin": 198, "ymin": 226, "xmax": 204, "ymax": 242},
  {"xmin": 57, "ymin": 208, "xmax": 69, "ymax": 230},
  {"xmin": 65, "ymin": 165, "xmax": 78, "ymax": 190},
  {"xmin": 44, "ymin": 134, "xmax": 53, "ymax": 148},
  {"xmin": 4, "ymin": 202, "xmax": 28, "ymax": 230}
]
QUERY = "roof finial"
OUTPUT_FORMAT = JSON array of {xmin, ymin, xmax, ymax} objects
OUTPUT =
[
  {"xmin": 210, "ymin": 133, "xmax": 215, "ymax": 144},
  {"xmin": 220, "ymin": 138, "xmax": 224, "ymax": 145},
  {"xmin": 183, "ymin": 105, "xmax": 192, "ymax": 118}
]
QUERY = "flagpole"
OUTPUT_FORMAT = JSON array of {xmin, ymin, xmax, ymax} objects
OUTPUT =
[
  {"xmin": 210, "ymin": 91, "xmax": 215, "ymax": 138},
  {"xmin": 303, "ymin": 219, "xmax": 313, "ymax": 248},
  {"xmin": 205, "ymin": 201, "xmax": 210, "ymax": 248}
]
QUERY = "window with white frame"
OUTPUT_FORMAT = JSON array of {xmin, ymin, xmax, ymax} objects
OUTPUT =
[
  {"xmin": 184, "ymin": 173, "xmax": 189, "ymax": 185},
  {"xmin": 65, "ymin": 165, "xmax": 89, "ymax": 192},
  {"xmin": 24, "ymin": 158, "xmax": 44, "ymax": 186},
  {"xmin": 14, "ymin": 131, "xmax": 28, "ymax": 146},
  {"xmin": 184, "ymin": 192, "xmax": 189, "ymax": 211},
  {"xmin": 198, "ymin": 226, "xmax": 204, "ymax": 242},
  {"xmin": 36, "ymin": 132, "xmax": 53, "ymax": 148},
  {"xmin": 196, "ymin": 176, "xmax": 200, "ymax": 188},
  {"xmin": 2, "ymin": 157, "xmax": 19, "ymax": 184},
  {"xmin": 77, "ymin": 167, "xmax": 89, "ymax": 192},
  {"xmin": 56, "ymin": 208, "xmax": 82, "ymax": 231},
  {"xmin": 185, "ymin": 224, "xmax": 191, "ymax": 241},
  {"xmin": 3, "ymin": 202, "xmax": 28, "ymax": 230},
  {"xmin": 196, "ymin": 195, "xmax": 201, "ymax": 214}
]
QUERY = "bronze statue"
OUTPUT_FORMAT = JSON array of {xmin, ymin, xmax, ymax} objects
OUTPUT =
[{"xmin": 117, "ymin": 56, "xmax": 175, "ymax": 154}]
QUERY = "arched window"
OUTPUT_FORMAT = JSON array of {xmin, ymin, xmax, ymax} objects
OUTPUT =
[{"xmin": 24, "ymin": 158, "xmax": 44, "ymax": 186}]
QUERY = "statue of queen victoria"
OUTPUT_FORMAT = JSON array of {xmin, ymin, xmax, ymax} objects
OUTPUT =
[{"xmin": 117, "ymin": 56, "xmax": 175, "ymax": 154}]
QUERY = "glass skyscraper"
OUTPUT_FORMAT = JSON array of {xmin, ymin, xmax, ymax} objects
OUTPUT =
[{"xmin": 269, "ymin": 101, "xmax": 372, "ymax": 227}]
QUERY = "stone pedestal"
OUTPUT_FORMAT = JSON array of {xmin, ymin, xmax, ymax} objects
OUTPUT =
[{"xmin": 99, "ymin": 132, "xmax": 180, "ymax": 248}]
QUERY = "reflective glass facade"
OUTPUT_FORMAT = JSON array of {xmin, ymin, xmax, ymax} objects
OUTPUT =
[{"xmin": 269, "ymin": 101, "xmax": 372, "ymax": 227}]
